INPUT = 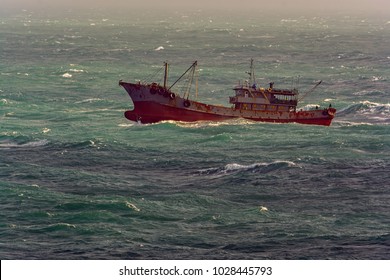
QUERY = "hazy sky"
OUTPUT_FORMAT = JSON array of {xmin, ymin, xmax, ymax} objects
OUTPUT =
[{"xmin": 2, "ymin": 0, "xmax": 389, "ymax": 15}]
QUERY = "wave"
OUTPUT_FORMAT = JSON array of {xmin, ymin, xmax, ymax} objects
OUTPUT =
[
  {"xmin": 75, "ymin": 98, "xmax": 105, "ymax": 104},
  {"xmin": 337, "ymin": 101, "xmax": 390, "ymax": 123},
  {"xmin": 43, "ymin": 223, "xmax": 77, "ymax": 232},
  {"xmin": 0, "ymin": 139, "xmax": 49, "ymax": 149},
  {"xmin": 60, "ymin": 139, "xmax": 103, "ymax": 149},
  {"xmin": 352, "ymin": 89, "xmax": 386, "ymax": 97},
  {"xmin": 198, "ymin": 161, "xmax": 297, "ymax": 177},
  {"xmin": 333, "ymin": 121, "xmax": 373, "ymax": 127}
]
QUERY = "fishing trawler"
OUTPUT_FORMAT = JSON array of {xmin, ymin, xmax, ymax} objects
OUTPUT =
[{"xmin": 119, "ymin": 60, "xmax": 336, "ymax": 126}]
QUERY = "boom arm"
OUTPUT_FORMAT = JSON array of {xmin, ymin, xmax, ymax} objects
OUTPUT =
[{"xmin": 298, "ymin": 80, "xmax": 322, "ymax": 102}]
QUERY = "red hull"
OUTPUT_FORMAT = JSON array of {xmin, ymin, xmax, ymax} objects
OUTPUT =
[
  {"xmin": 124, "ymin": 101, "xmax": 236, "ymax": 123},
  {"xmin": 124, "ymin": 100, "xmax": 335, "ymax": 126},
  {"xmin": 120, "ymin": 81, "xmax": 336, "ymax": 126}
]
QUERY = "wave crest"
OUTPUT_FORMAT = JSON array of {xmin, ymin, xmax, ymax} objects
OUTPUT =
[
  {"xmin": 337, "ymin": 101, "xmax": 390, "ymax": 124},
  {"xmin": 0, "ymin": 139, "xmax": 49, "ymax": 149},
  {"xmin": 198, "ymin": 161, "xmax": 297, "ymax": 176}
]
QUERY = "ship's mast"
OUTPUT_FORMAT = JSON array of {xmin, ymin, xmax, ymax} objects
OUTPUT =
[
  {"xmin": 163, "ymin": 61, "xmax": 169, "ymax": 89},
  {"xmin": 195, "ymin": 63, "xmax": 198, "ymax": 99},
  {"xmin": 247, "ymin": 58, "xmax": 256, "ymax": 86}
]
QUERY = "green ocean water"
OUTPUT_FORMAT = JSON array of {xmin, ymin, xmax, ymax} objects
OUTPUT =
[{"xmin": 0, "ymin": 9, "xmax": 389, "ymax": 259}]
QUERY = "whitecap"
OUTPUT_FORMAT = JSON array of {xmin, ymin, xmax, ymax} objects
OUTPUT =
[
  {"xmin": 69, "ymin": 69, "xmax": 85, "ymax": 73},
  {"xmin": 299, "ymin": 104, "xmax": 321, "ymax": 111},
  {"xmin": 118, "ymin": 123, "xmax": 136, "ymax": 127},
  {"xmin": 352, "ymin": 89, "xmax": 385, "ymax": 96},
  {"xmin": 62, "ymin": 73, "xmax": 72, "ymax": 78},
  {"xmin": 126, "ymin": 201, "xmax": 140, "ymax": 212},
  {"xmin": 281, "ymin": 19, "xmax": 298, "ymax": 23},
  {"xmin": 198, "ymin": 161, "xmax": 296, "ymax": 176},
  {"xmin": 0, "ymin": 139, "xmax": 49, "ymax": 149},
  {"xmin": 75, "ymin": 98, "xmax": 103, "ymax": 104},
  {"xmin": 23, "ymin": 139, "xmax": 49, "ymax": 147},
  {"xmin": 337, "ymin": 101, "xmax": 390, "ymax": 123},
  {"xmin": 371, "ymin": 76, "xmax": 383, "ymax": 82},
  {"xmin": 224, "ymin": 163, "xmax": 252, "ymax": 172},
  {"xmin": 52, "ymin": 223, "xmax": 76, "ymax": 229},
  {"xmin": 259, "ymin": 206, "xmax": 268, "ymax": 212},
  {"xmin": 334, "ymin": 120, "xmax": 373, "ymax": 127},
  {"xmin": 155, "ymin": 46, "xmax": 164, "ymax": 51}
]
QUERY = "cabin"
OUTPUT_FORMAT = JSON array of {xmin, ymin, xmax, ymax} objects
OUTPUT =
[{"xmin": 230, "ymin": 82, "xmax": 298, "ymax": 112}]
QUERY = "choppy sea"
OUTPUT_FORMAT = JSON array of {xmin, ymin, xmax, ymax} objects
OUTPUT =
[{"xmin": 0, "ymin": 8, "xmax": 389, "ymax": 259}]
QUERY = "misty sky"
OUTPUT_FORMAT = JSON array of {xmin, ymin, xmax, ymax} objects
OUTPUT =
[{"xmin": 1, "ymin": 0, "xmax": 389, "ymax": 15}]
